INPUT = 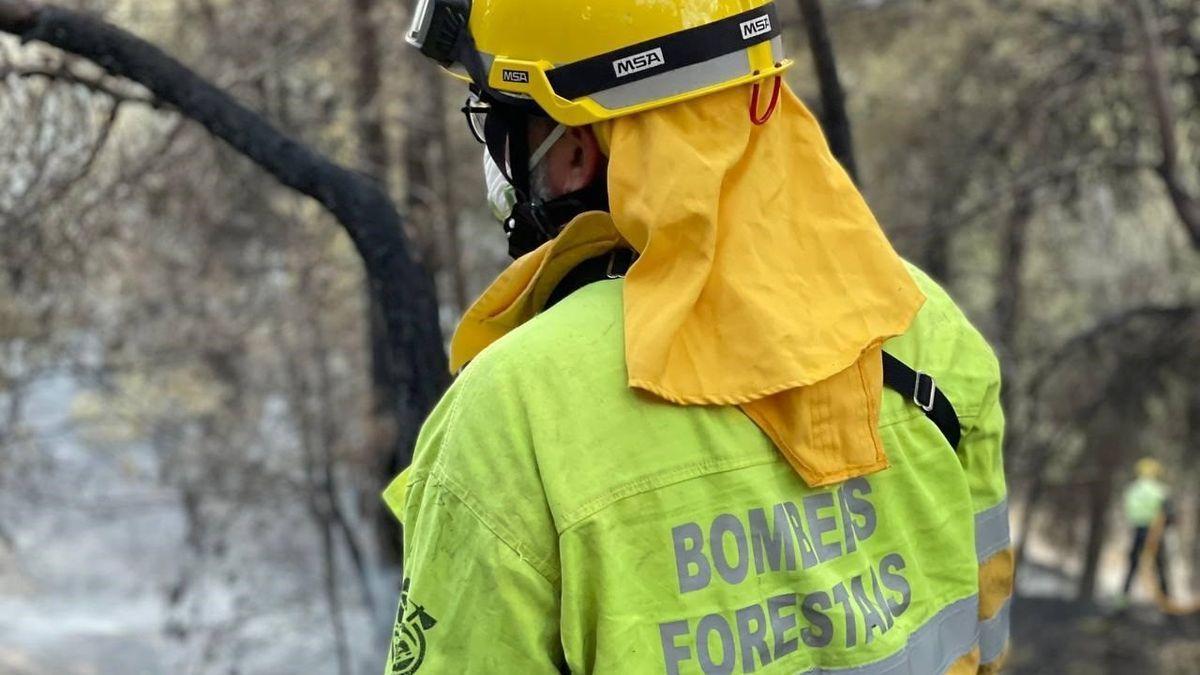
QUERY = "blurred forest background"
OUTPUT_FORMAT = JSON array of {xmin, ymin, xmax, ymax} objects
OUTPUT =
[{"xmin": 1, "ymin": 0, "xmax": 1198, "ymax": 673}]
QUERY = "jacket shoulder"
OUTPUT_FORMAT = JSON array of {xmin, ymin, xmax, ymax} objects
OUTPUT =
[
  {"xmin": 474, "ymin": 278, "xmax": 626, "ymax": 376},
  {"xmin": 407, "ymin": 280, "xmax": 629, "ymax": 526},
  {"xmin": 883, "ymin": 263, "xmax": 1001, "ymax": 423}
]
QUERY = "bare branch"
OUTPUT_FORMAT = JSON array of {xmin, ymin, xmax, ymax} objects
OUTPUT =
[
  {"xmin": 29, "ymin": 97, "xmax": 120, "ymax": 209},
  {"xmin": 3, "ymin": 62, "xmax": 158, "ymax": 106},
  {"xmin": 796, "ymin": 0, "xmax": 858, "ymax": 182},
  {"xmin": 1032, "ymin": 304, "xmax": 1199, "ymax": 401},
  {"xmin": 1124, "ymin": 0, "xmax": 1200, "ymax": 248},
  {"xmin": 0, "ymin": 0, "xmax": 37, "ymax": 34}
]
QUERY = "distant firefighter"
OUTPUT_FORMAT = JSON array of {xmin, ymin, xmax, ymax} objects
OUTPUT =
[{"xmin": 1119, "ymin": 458, "xmax": 1172, "ymax": 602}]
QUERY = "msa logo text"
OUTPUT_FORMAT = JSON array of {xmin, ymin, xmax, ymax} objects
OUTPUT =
[
  {"xmin": 613, "ymin": 48, "xmax": 665, "ymax": 78},
  {"xmin": 740, "ymin": 14, "xmax": 772, "ymax": 40},
  {"xmin": 502, "ymin": 69, "xmax": 530, "ymax": 84}
]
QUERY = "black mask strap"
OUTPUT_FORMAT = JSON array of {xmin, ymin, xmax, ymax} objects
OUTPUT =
[
  {"xmin": 504, "ymin": 171, "xmax": 610, "ymax": 259},
  {"xmin": 482, "ymin": 99, "xmax": 536, "ymax": 201},
  {"xmin": 473, "ymin": 91, "xmax": 609, "ymax": 259}
]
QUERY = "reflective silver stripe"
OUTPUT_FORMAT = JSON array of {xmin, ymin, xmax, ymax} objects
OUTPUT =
[
  {"xmin": 979, "ymin": 598, "xmax": 1011, "ymax": 665},
  {"xmin": 590, "ymin": 51, "xmax": 751, "ymax": 111},
  {"xmin": 483, "ymin": 39, "xmax": 787, "ymax": 113},
  {"xmin": 975, "ymin": 499, "xmax": 1011, "ymax": 562},
  {"xmin": 794, "ymin": 596, "xmax": 979, "ymax": 675},
  {"xmin": 590, "ymin": 36, "xmax": 787, "ymax": 111}
]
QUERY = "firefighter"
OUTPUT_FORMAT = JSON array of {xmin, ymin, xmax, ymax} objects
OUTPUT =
[
  {"xmin": 384, "ymin": 2, "xmax": 1012, "ymax": 673},
  {"xmin": 1119, "ymin": 457, "xmax": 1172, "ymax": 603}
]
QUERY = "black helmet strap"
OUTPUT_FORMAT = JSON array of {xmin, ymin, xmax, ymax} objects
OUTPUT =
[
  {"xmin": 503, "ymin": 172, "xmax": 610, "ymax": 259},
  {"xmin": 477, "ymin": 93, "xmax": 611, "ymax": 259}
]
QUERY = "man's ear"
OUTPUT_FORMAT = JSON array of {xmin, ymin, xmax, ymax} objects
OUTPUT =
[{"xmin": 561, "ymin": 126, "xmax": 603, "ymax": 194}]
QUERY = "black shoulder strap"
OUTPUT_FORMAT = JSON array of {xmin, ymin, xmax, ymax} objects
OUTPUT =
[
  {"xmin": 881, "ymin": 352, "xmax": 962, "ymax": 450},
  {"xmin": 546, "ymin": 252, "xmax": 962, "ymax": 450},
  {"xmin": 544, "ymin": 249, "xmax": 635, "ymax": 311}
]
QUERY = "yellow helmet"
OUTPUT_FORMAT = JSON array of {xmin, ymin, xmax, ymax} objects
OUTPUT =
[
  {"xmin": 1135, "ymin": 457, "xmax": 1163, "ymax": 479},
  {"xmin": 407, "ymin": 0, "xmax": 793, "ymax": 126}
]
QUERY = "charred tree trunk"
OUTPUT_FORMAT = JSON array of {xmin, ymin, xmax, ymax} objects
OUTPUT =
[
  {"xmin": 348, "ymin": 0, "xmax": 390, "ymax": 183},
  {"xmin": 281, "ymin": 306, "xmax": 351, "ymax": 675},
  {"xmin": 995, "ymin": 195, "xmax": 1032, "ymax": 516},
  {"xmin": 403, "ymin": 61, "xmax": 436, "ymax": 272},
  {"xmin": 996, "ymin": 196, "xmax": 1032, "ymax": 381},
  {"xmin": 1124, "ymin": 0, "xmax": 1200, "ymax": 249},
  {"xmin": 922, "ymin": 188, "xmax": 960, "ymax": 286},
  {"xmin": 1013, "ymin": 442, "xmax": 1050, "ymax": 570},
  {"xmin": 797, "ymin": 0, "xmax": 858, "ymax": 183},
  {"xmin": 1190, "ymin": 387, "xmax": 1200, "ymax": 593},
  {"xmin": 404, "ymin": 58, "xmax": 469, "ymax": 314},
  {"xmin": 1077, "ymin": 472, "xmax": 1113, "ymax": 601},
  {"xmin": 429, "ymin": 73, "xmax": 470, "ymax": 314},
  {"xmin": 0, "ymin": 2, "xmax": 450, "ymax": 470},
  {"xmin": 1077, "ymin": 431, "xmax": 1120, "ymax": 601},
  {"xmin": 345, "ymin": 0, "xmax": 415, "ymax": 564},
  {"xmin": 0, "ymin": 518, "xmax": 13, "ymax": 550}
]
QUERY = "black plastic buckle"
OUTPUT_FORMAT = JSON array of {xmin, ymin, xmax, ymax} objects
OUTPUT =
[
  {"xmin": 913, "ymin": 372, "xmax": 937, "ymax": 413},
  {"xmin": 605, "ymin": 249, "xmax": 635, "ymax": 279},
  {"xmin": 408, "ymin": 0, "xmax": 471, "ymax": 65}
]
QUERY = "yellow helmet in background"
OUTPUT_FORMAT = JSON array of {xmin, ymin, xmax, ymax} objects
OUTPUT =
[
  {"xmin": 406, "ymin": 0, "xmax": 793, "ymax": 126},
  {"xmin": 1135, "ymin": 457, "xmax": 1164, "ymax": 479}
]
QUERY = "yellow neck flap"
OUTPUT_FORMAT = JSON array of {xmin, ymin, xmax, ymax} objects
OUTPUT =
[{"xmin": 451, "ymin": 82, "xmax": 924, "ymax": 487}]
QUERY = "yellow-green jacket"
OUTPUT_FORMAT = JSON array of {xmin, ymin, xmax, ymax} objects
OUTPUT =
[
  {"xmin": 1123, "ymin": 477, "xmax": 1168, "ymax": 527},
  {"xmin": 384, "ymin": 264, "xmax": 1012, "ymax": 674}
]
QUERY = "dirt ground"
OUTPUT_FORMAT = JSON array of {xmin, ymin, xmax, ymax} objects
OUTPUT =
[{"xmin": 1010, "ymin": 596, "xmax": 1200, "ymax": 675}]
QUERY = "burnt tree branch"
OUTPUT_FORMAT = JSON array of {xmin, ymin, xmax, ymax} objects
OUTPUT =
[
  {"xmin": 797, "ymin": 0, "xmax": 859, "ymax": 183},
  {"xmin": 0, "ymin": 0, "xmax": 34, "ymax": 32},
  {"xmin": 0, "ymin": 1, "xmax": 450, "ymax": 466},
  {"xmin": 1124, "ymin": 0, "xmax": 1200, "ymax": 249}
]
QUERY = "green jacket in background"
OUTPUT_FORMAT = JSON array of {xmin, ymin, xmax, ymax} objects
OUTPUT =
[
  {"xmin": 1123, "ymin": 477, "xmax": 1168, "ymax": 527},
  {"xmin": 383, "ymin": 264, "xmax": 1011, "ymax": 674}
]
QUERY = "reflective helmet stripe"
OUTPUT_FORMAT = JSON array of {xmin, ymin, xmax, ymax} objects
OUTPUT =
[
  {"xmin": 546, "ymin": 3, "xmax": 782, "ymax": 101},
  {"xmin": 589, "ymin": 46, "xmax": 771, "ymax": 112}
]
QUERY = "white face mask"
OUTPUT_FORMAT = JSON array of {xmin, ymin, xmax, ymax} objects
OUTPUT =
[
  {"xmin": 483, "ymin": 124, "xmax": 567, "ymax": 222},
  {"xmin": 484, "ymin": 151, "xmax": 517, "ymax": 222}
]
